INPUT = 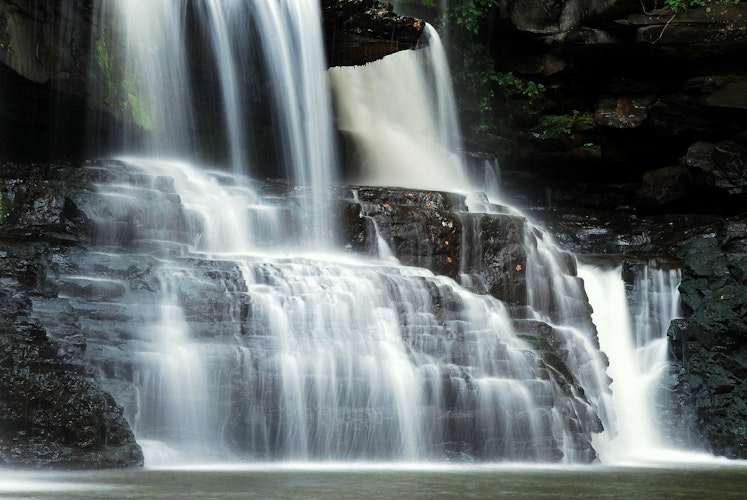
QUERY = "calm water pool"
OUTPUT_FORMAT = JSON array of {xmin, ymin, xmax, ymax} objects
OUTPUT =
[{"xmin": 2, "ymin": 461, "xmax": 747, "ymax": 499}]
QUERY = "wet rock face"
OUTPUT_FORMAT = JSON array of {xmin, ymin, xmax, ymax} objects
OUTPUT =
[
  {"xmin": 322, "ymin": 0, "xmax": 424, "ymax": 66},
  {"xmin": 0, "ymin": 0, "xmax": 119, "ymax": 162},
  {"xmin": 0, "ymin": 165, "xmax": 143, "ymax": 467},
  {"xmin": 334, "ymin": 186, "xmax": 532, "ymax": 306},
  {"xmin": 668, "ymin": 218, "xmax": 747, "ymax": 459},
  {"xmin": 683, "ymin": 140, "xmax": 747, "ymax": 197}
]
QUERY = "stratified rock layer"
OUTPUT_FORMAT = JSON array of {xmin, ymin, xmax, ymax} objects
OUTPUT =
[
  {"xmin": 1, "ymin": 161, "xmax": 606, "ymax": 465},
  {"xmin": 0, "ymin": 164, "xmax": 143, "ymax": 468}
]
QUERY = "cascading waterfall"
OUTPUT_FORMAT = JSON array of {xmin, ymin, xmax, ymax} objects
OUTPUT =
[
  {"xmin": 245, "ymin": 0, "xmax": 336, "ymax": 243},
  {"xmin": 77, "ymin": 158, "xmax": 595, "ymax": 464},
  {"xmin": 330, "ymin": 22, "xmax": 692, "ymax": 462},
  {"xmin": 60, "ymin": 1, "xmax": 691, "ymax": 466}
]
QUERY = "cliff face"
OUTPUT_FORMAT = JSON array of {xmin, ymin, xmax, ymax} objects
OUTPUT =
[
  {"xmin": 322, "ymin": 0, "xmax": 424, "ymax": 66},
  {"xmin": 0, "ymin": 164, "xmax": 143, "ymax": 468},
  {"xmin": 670, "ymin": 220, "xmax": 747, "ymax": 459}
]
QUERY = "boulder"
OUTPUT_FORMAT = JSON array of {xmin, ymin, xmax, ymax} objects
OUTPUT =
[
  {"xmin": 322, "ymin": 0, "xmax": 424, "ymax": 66},
  {"xmin": 682, "ymin": 141, "xmax": 747, "ymax": 197},
  {"xmin": 636, "ymin": 164, "xmax": 691, "ymax": 208},
  {"xmin": 595, "ymin": 95, "xmax": 656, "ymax": 129},
  {"xmin": 687, "ymin": 75, "xmax": 747, "ymax": 110},
  {"xmin": 507, "ymin": 0, "xmax": 623, "ymax": 35},
  {"xmin": 668, "ymin": 218, "xmax": 747, "ymax": 459}
]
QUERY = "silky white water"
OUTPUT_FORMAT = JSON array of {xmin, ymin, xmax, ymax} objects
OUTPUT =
[
  {"xmin": 329, "ymin": 26, "xmax": 467, "ymax": 191},
  {"xmin": 72, "ymin": 2, "xmax": 695, "ymax": 467},
  {"xmin": 81, "ymin": 157, "xmax": 596, "ymax": 463},
  {"xmin": 579, "ymin": 263, "xmax": 683, "ymax": 463},
  {"xmin": 107, "ymin": 0, "xmax": 335, "ymax": 245}
]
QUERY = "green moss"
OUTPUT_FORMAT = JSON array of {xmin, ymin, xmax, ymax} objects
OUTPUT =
[
  {"xmin": 122, "ymin": 76, "xmax": 153, "ymax": 131},
  {"xmin": 0, "ymin": 39, "xmax": 11, "ymax": 58},
  {"xmin": 94, "ymin": 36, "xmax": 115, "ymax": 107},
  {"xmin": 532, "ymin": 111, "xmax": 595, "ymax": 139},
  {"xmin": 94, "ymin": 33, "xmax": 152, "ymax": 131},
  {"xmin": 534, "ymin": 115, "xmax": 574, "ymax": 138}
]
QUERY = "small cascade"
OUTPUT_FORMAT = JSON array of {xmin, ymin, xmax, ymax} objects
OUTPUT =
[
  {"xmin": 329, "ymin": 25, "xmax": 468, "ymax": 191},
  {"xmin": 133, "ymin": 271, "xmax": 217, "ymax": 461},
  {"xmin": 578, "ymin": 261, "xmax": 683, "ymax": 462}
]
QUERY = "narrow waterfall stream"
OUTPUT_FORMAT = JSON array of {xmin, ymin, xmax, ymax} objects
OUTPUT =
[
  {"xmin": 579, "ymin": 262, "xmax": 685, "ymax": 463},
  {"xmin": 35, "ymin": 1, "xmax": 697, "ymax": 467}
]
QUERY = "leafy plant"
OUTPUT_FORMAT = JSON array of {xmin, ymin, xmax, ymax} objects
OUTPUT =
[
  {"xmin": 662, "ymin": 0, "xmax": 738, "ymax": 12},
  {"xmin": 494, "ymin": 72, "xmax": 546, "ymax": 98},
  {"xmin": 448, "ymin": 0, "xmax": 500, "ymax": 34}
]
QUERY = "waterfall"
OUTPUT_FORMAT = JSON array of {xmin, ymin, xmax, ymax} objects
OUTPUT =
[
  {"xmin": 102, "ymin": 0, "xmax": 335, "ymax": 245},
  {"xmin": 73, "ymin": 158, "xmax": 598, "ymax": 463},
  {"xmin": 579, "ymin": 262, "xmax": 683, "ymax": 462},
  {"xmin": 329, "ymin": 26, "xmax": 467, "ymax": 191},
  {"xmin": 101, "ymin": 0, "xmax": 194, "ymax": 156},
  {"xmin": 51, "ymin": 2, "xmax": 690, "ymax": 466}
]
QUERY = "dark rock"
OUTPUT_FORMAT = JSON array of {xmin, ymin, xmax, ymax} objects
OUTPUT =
[
  {"xmin": 0, "ymin": 258, "xmax": 143, "ymax": 469},
  {"xmin": 525, "ymin": 207, "xmax": 721, "ymax": 257},
  {"xmin": 507, "ymin": 0, "xmax": 622, "ymax": 35},
  {"xmin": 0, "ymin": 162, "xmax": 143, "ymax": 468},
  {"xmin": 636, "ymin": 164, "xmax": 691, "ymax": 207},
  {"xmin": 322, "ymin": 0, "xmax": 424, "ymax": 66},
  {"xmin": 668, "ymin": 217, "xmax": 747, "ymax": 459},
  {"xmin": 631, "ymin": 4, "xmax": 747, "ymax": 51},
  {"xmin": 334, "ymin": 186, "xmax": 536, "ymax": 306},
  {"xmin": 683, "ymin": 141, "xmax": 747, "ymax": 196},
  {"xmin": 595, "ymin": 95, "xmax": 656, "ymax": 129},
  {"xmin": 686, "ymin": 75, "xmax": 747, "ymax": 110}
]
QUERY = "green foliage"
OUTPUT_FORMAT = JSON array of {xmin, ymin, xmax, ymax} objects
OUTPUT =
[
  {"xmin": 663, "ymin": 0, "xmax": 739, "ymax": 12},
  {"xmin": 531, "ymin": 111, "xmax": 595, "ymax": 139},
  {"xmin": 448, "ymin": 0, "xmax": 500, "ymax": 34},
  {"xmin": 494, "ymin": 72, "xmax": 546, "ymax": 98},
  {"xmin": 94, "ymin": 36, "xmax": 115, "ymax": 107},
  {"xmin": 450, "ymin": 41, "xmax": 546, "ymax": 135},
  {"xmin": 444, "ymin": 1, "xmax": 549, "ymax": 136}
]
